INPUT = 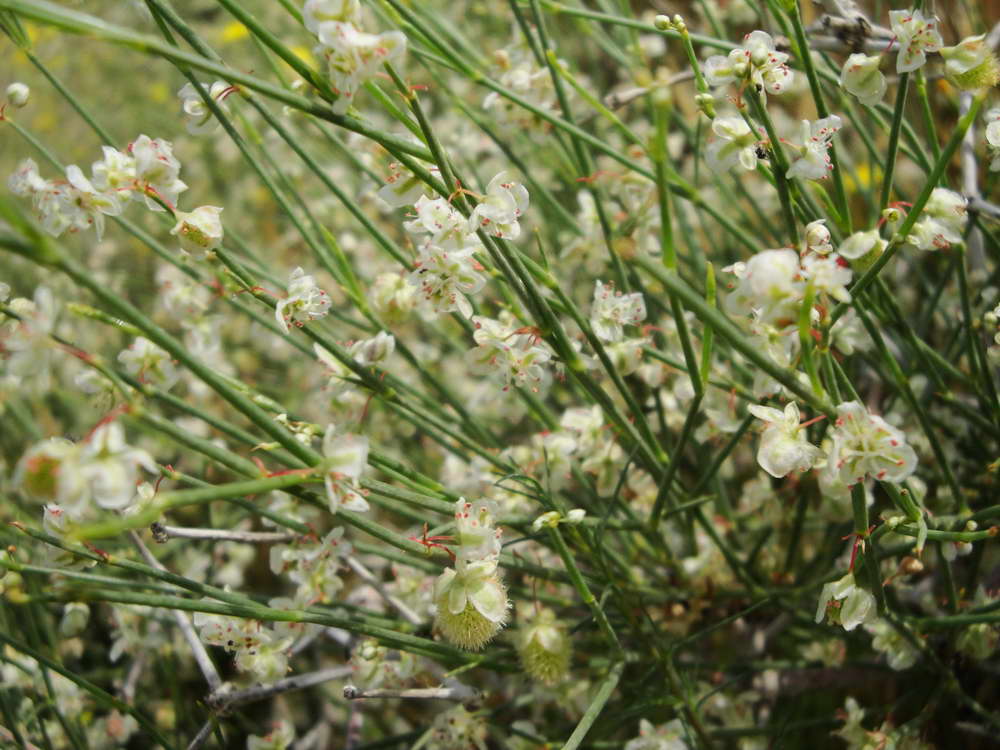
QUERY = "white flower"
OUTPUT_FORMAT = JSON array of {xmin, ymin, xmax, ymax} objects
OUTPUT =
[
  {"xmin": 867, "ymin": 619, "xmax": 921, "ymax": 670},
  {"xmin": 8, "ymin": 158, "xmax": 46, "ymax": 197},
  {"xmin": 247, "ymin": 720, "xmax": 296, "ymax": 750},
  {"xmin": 469, "ymin": 314, "xmax": 552, "ymax": 391},
  {"xmin": 838, "ymin": 228, "xmax": 885, "ymax": 260},
  {"xmin": 177, "ymin": 80, "xmax": 232, "ymax": 135},
  {"xmin": 405, "ymin": 195, "xmax": 470, "ymax": 248},
  {"xmin": 321, "ymin": 425, "xmax": 369, "ymax": 514},
  {"xmin": 801, "ymin": 253, "xmax": 852, "ymax": 303},
  {"xmin": 905, "ymin": 188, "xmax": 967, "ymax": 251},
  {"xmin": 624, "ymin": 718, "xmax": 688, "ymax": 750},
  {"xmin": 723, "ymin": 248, "xmax": 802, "ymax": 325},
  {"xmin": 90, "ymin": 146, "xmax": 136, "ymax": 194},
  {"xmin": 170, "ymin": 205, "xmax": 224, "ymax": 255},
  {"xmin": 369, "ymin": 272, "xmax": 417, "ymax": 324},
  {"xmin": 705, "ymin": 115, "xmax": 759, "ymax": 172},
  {"xmin": 986, "ymin": 109, "xmax": 1000, "ymax": 171},
  {"xmin": 59, "ymin": 422, "xmax": 158, "ymax": 516},
  {"xmin": 63, "ymin": 164, "xmax": 123, "ymax": 240},
  {"xmin": 408, "ymin": 243, "xmax": 486, "ymax": 319},
  {"xmin": 376, "ymin": 161, "xmax": 429, "ymax": 208},
  {"xmin": 703, "ymin": 30, "xmax": 792, "ymax": 96},
  {"xmin": 315, "ymin": 22, "xmax": 407, "ymax": 114},
  {"xmin": 117, "ymin": 337, "xmax": 178, "ymax": 390},
  {"xmin": 815, "ymin": 572, "xmax": 877, "ymax": 631},
  {"xmin": 786, "ymin": 116, "xmax": 842, "ymax": 181},
  {"xmin": 747, "ymin": 401, "xmax": 823, "ymax": 478},
  {"xmin": 269, "ymin": 527, "xmax": 351, "ymax": 605},
  {"xmin": 591, "ymin": 281, "xmax": 646, "ymax": 342},
  {"xmin": 304, "ymin": 0, "xmax": 361, "ymax": 33},
  {"xmin": 275, "ymin": 267, "xmax": 331, "ymax": 334},
  {"xmin": 828, "ymin": 401, "xmax": 917, "ymax": 486},
  {"xmin": 468, "ymin": 171, "xmax": 529, "ymax": 240},
  {"xmin": 840, "ymin": 53, "xmax": 886, "ymax": 106},
  {"xmin": 129, "ymin": 134, "xmax": 187, "ymax": 211},
  {"xmin": 889, "ymin": 9, "xmax": 943, "ymax": 74},
  {"xmin": 453, "ymin": 498, "xmax": 501, "ymax": 561}
]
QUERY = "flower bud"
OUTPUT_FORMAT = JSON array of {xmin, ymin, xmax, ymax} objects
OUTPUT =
[
  {"xmin": 516, "ymin": 608, "xmax": 571, "ymax": 685},
  {"xmin": 940, "ymin": 35, "xmax": 1000, "ymax": 91},
  {"xmin": 838, "ymin": 229, "xmax": 886, "ymax": 268},
  {"xmin": 695, "ymin": 92, "xmax": 716, "ymax": 118},
  {"xmin": 653, "ymin": 14, "xmax": 671, "ymax": 31},
  {"xmin": 900, "ymin": 556, "xmax": 924, "ymax": 575},
  {"xmin": 5, "ymin": 82, "xmax": 29, "ymax": 108}
]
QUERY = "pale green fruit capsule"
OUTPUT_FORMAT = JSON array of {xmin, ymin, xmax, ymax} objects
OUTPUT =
[
  {"xmin": 516, "ymin": 607, "xmax": 571, "ymax": 685},
  {"xmin": 433, "ymin": 561, "xmax": 508, "ymax": 650}
]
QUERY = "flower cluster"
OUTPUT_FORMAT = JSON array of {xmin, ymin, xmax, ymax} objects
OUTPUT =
[
  {"xmin": 8, "ymin": 136, "xmax": 224, "ymax": 255},
  {"xmin": 433, "ymin": 498, "xmax": 509, "ymax": 650},
  {"xmin": 703, "ymin": 30, "xmax": 793, "ymax": 96},
  {"xmin": 303, "ymin": 0, "xmax": 407, "ymax": 114},
  {"xmin": 469, "ymin": 312, "xmax": 553, "ymax": 392}
]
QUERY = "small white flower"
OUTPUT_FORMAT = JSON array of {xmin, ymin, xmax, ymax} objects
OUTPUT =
[
  {"xmin": 705, "ymin": 115, "xmax": 759, "ymax": 173},
  {"xmin": 786, "ymin": 116, "xmax": 842, "ymax": 181},
  {"xmin": 838, "ymin": 228, "xmax": 886, "ymax": 260},
  {"xmin": 129, "ymin": 134, "xmax": 187, "ymax": 211},
  {"xmin": 889, "ymin": 9, "xmax": 943, "ymax": 74},
  {"xmin": 840, "ymin": 53, "xmax": 886, "ymax": 106},
  {"xmin": 904, "ymin": 188, "xmax": 967, "ymax": 251},
  {"xmin": 815, "ymin": 572, "xmax": 877, "ymax": 631},
  {"xmin": 828, "ymin": 401, "xmax": 917, "ymax": 485},
  {"xmin": 170, "ymin": 205, "xmax": 224, "ymax": 255},
  {"xmin": 303, "ymin": 0, "xmax": 361, "ymax": 34},
  {"xmin": 315, "ymin": 22, "xmax": 407, "ymax": 114},
  {"xmin": 747, "ymin": 401, "xmax": 823, "ymax": 478},
  {"xmin": 247, "ymin": 720, "xmax": 296, "ymax": 750},
  {"xmin": 177, "ymin": 80, "xmax": 232, "ymax": 135},
  {"xmin": 117, "ymin": 337, "xmax": 178, "ymax": 390},
  {"xmin": 468, "ymin": 171, "xmax": 529, "ymax": 240},
  {"xmin": 590, "ymin": 281, "xmax": 646, "ymax": 342},
  {"xmin": 801, "ymin": 253, "xmax": 852, "ymax": 303},
  {"xmin": 407, "ymin": 243, "xmax": 486, "ymax": 319},
  {"xmin": 469, "ymin": 314, "xmax": 552, "ymax": 391},
  {"xmin": 985, "ymin": 108, "xmax": 1000, "ymax": 171},
  {"xmin": 275, "ymin": 267, "xmax": 331, "ymax": 334},
  {"xmin": 321, "ymin": 424, "xmax": 369, "ymax": 514}
]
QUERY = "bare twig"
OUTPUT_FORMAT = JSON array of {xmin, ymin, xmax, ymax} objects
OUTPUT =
[
  {"xmin": 121, "ymin": 650, "xmax": 147, "ymax": 704},
  {"xmin": 345, "ymin": 702, "xmax": 364, "ymax": 750},
  {"xmin": 206, "ymin": 666, "xmax": 353, "ymax": 711},
  {"xmin": 186, "ymin": 719, "xmax": 214, "ymax": 750},
  {"xmin": 345, "ymin": 555, "xmax": 423, "ymax": 625},
  {"xmin": 343, "ymin": 683, "xmax": 481, "ymax": 703},
  {"xmin": 151, "ymin": 523, "xmax": 296, "ymax": 544},
  {"xmin": 130, "ymin": 532, "xmax": 222, "ymax": 692}
]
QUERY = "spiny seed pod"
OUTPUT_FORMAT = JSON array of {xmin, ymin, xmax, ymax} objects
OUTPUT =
[
  {"xmin": 516, "ymin": 608, "xmax": 571, "ymax": 686},
  {"xmin": 433, "ymin": 561, "xmax": 508, "ymax": 650}
]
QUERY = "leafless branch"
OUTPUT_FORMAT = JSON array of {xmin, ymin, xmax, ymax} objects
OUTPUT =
[
  {"xmin": 130, "ymin": 532, "xmax": 222, "ymax": 692},
  {"xmin": 151, "ymin": 523, "xmax": 296, "ymax": 544},
  {"xmin": 206, "ymin": 666, "xmax": 353, "ymax": 711}
]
